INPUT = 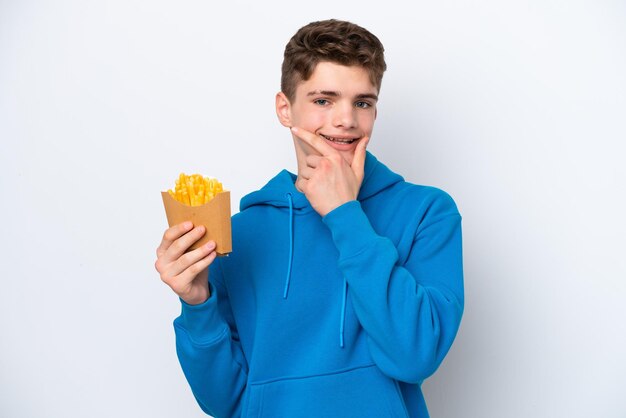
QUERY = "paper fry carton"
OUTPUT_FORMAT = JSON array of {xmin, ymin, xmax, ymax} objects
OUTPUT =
[{"xmin": 161, "ymin": 191, "xmax": 232, "ymax": 255}]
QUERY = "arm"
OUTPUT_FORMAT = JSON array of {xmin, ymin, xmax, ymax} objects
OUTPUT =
[
  {"xmin": 174, "ymin": 258, "xmax": 249, "ymax": 417},
  {"xmin": 289, "ymin": 127, "xmax": 463, "ymax": 382},
  {"xmin": 155, "ymin": 223, "xmax": 248, "ymax": 417},
  {"xmin": 323, "ymin": 194, "xmax": 464, "ymax": 384}
]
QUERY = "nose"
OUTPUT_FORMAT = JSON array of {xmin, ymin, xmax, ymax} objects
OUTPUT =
[{"xmin": 332, "ymin": 102, "xmax": 357, "ymax": 129}]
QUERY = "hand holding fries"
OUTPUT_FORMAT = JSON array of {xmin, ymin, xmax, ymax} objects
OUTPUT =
[
  {"xmin": 155, "ymin": 221, "xmax": 216, "ymax": 305},
  {"xmin": 157, "ymin": 173, "xmax": 232, "ymax": 304}
]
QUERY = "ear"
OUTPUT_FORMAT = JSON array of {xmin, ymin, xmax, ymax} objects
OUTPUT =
[{"xmin": 275, "ymin": 92, "xmax": 292, "ymax": 128}]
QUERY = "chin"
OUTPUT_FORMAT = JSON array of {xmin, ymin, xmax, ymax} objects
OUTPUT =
[{"xmin": 339, "ymin": 150, "xmax": 356, "ymax": 165}]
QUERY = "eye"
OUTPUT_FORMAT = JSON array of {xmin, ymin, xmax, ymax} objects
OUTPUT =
[
  {"xmin": 314, "ymin": 99, "xmax": 330, "ymax": 106},
  {"xmin": 355, "ymin": 101, "xmax": 371, "ymax": 109}
]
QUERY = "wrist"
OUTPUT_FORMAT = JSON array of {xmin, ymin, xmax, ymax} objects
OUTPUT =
[
  {"xmin": 319, "ymin": 198, "xmax": 355, "ymax": 217},
  {"xmin": 180, "ymin": 287, "xmax": 211, "ymax": 306},
  {"xmin": 317, "ymin": 197, "xmax": 352, "ymax": 217}
]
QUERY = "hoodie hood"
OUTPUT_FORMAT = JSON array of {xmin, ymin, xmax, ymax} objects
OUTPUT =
[{"xmin": 240, "ymin": 151, "xmax": 404, "ymax": 212}]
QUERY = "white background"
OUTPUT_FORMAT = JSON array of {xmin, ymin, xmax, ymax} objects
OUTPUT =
[{"xmin": 1, "ymin": 1, "xmax": 625, "ymax": 417}]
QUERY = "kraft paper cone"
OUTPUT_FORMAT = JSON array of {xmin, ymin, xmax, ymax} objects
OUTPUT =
[{"xmin": 161, "ymin": 191, "xmax": 232, "ymax": 255}]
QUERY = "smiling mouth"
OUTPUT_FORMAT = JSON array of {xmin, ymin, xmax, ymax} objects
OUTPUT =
[{"xmin": 320, "ymin": 134, "xmax": 359, "ymax": 144}]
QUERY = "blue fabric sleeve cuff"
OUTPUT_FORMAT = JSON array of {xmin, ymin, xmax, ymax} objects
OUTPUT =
[
  {"xmin": 322, "ymin": 200, "xmax": 380, "ymax": 258},
  {"xmin": 177, "ymin": 283, "xmax": 228, "ymax": 345}
]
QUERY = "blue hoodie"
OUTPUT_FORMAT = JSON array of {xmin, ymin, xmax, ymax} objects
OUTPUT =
[{"xmin": 174, "ymin": 152, "xmax": 464, "ymax": 417}]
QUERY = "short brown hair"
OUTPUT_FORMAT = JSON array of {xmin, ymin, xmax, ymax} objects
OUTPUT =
[{"xmin": 281, "ymin": 19, "xmax": 387, "ymax": 102}]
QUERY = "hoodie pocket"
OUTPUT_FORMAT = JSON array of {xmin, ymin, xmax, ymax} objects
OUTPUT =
[{"xmin": 243, "ymin": 364, "xmax": 409, "ymax": 418}]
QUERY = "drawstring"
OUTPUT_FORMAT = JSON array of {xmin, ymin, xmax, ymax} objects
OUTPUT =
[
  {"xmin": 283, "ymin": 193, "xmax": 294, "ymax": 299},
  {"xmin": 339, "ymin": 277, "xmax": 347, "ymax": 348},
  {"xmin": 282, "ymin": 192, "xmax": 347, "ymax": 348}
]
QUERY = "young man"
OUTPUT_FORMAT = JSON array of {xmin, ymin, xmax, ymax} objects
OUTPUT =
[{"xmin": 155, "ymin": 19, "xmax": 464, "ymax": 417}]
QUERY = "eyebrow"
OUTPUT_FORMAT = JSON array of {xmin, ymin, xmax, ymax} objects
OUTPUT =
[{"xmin": 306, "ymin": 90, "xmax": 379, "ymax": 101}]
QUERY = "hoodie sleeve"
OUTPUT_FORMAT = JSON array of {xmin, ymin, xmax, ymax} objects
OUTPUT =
[
  {"xmin": 173, "ymin": 258, "xmax": 248, "ymax": 417},
  {"xmin": 322, "ymin": 191, "xmax": 464, "ymax": 384}
]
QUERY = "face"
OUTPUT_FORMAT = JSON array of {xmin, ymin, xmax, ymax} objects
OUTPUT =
[{"xmin": 276, "ymin": 61, "xmax": 378, "ymax": 164}]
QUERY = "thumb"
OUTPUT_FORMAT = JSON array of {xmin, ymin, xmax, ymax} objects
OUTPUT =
[{"xmin": 351, "ymin": 136, "xmax": 369, "ymax": 181}]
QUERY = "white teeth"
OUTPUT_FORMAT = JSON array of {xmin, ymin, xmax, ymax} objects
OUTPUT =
[{"xmin": 321, "ymin": 134, "xmax": 357, "ymax": 144}]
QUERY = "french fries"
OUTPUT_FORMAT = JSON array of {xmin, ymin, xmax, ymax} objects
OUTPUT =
[{"xmin": 167, "ymin": 173, "xmax": 224, "ymax": 207}]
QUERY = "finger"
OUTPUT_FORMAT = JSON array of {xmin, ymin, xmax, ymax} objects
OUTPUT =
[
  {"xmin": 305, "ymin": 154, "xmax": 322, "ymax": 168},
  {"xmin": 165, "ymin": 225, "xmax": 206, "ymax": 261},
  {"xmin": 351, "ymin": 136, "xmax": 370, "ymax": 182},
  {"xmin": 295, "ymin": 176, "xmax": 307, "ymax": 193},
  {"xmin": 166, "ymin": 249, "xmax": 217, "ymax": 294},
  {"xmin": 181, "ymin": 250, "xmax": 217, "ymax": 282},
  {"xmin": 170, "ymin": 240, "xmax": 216, "ymax": 278},
  {"xmin": 299, "ymin": 166, "xmax": 315, "ymax": 180},
  {"xmin": 291, "ymin": 127, "xmax": 338, "ymax": 157},
  {"xmin": 157, "ymin": 221, "xmax": 193, "ymax": 257}
]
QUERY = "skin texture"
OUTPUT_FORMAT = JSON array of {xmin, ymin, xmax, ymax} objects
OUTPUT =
[{"xmin": 156, "ymin": 61, "xmax": 379, "ymax": 305}]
